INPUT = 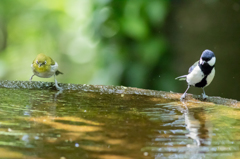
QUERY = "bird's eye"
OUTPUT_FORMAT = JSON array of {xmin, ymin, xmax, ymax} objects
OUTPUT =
[
  {"xmin": 44, "ymin": 61, "xmax": 47, "ymax": 64},
  {"xmin": 36, "ymin": 60, "xmax": 39, "ymax": 64},
  {"xmin": 202, "ymin": 57, "xmax": 210, "ymax": 61}
]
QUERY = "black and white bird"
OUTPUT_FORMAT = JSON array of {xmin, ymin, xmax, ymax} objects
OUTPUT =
[{"xmin": 176, "ymin": 49, "xmax": 216, "ymax": 99}]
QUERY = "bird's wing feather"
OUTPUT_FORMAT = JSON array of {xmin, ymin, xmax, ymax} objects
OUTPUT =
[
  {"xmin": 176, "ymin": 60, "xmax": 199, "ymax": 81},
  {"xmin": 188, "ymin": 60, "xmax": 199, "ymax": 73},
  {"xmin": 175, "ymin": 75, "xmax": 187, "ymax": 81},
  {"xmin": 50, "ymin": 57, "xmax": 55, "ymax": 65}
]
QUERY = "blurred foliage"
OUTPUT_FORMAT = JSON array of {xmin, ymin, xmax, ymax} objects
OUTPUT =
[
  {"xmin": 91, "ymin": 0, "xmax": 174, "ymax": 91},
  {"xmin": 0, "ymin": 0, "xmax": 97, "ymax": 84},
  {"xmin": 0, "ymin": 0, "xmax": 173, "ymax": 91}
]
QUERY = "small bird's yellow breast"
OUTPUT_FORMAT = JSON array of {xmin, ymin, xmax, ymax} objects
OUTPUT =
[{"xmin": 32, "ymin": 63, "xmax": 50, "ymax": 73}]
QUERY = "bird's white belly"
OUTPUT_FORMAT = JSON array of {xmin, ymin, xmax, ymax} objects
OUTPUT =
[
  {"xmin": 34, "ymin": 71, "xmax": 55, "ymax": 78},
  {"xmin": 186, "ymin": 66, "xmax": 204, "ymax": 86}
]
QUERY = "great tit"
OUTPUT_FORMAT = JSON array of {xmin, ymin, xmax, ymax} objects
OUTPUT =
[
  {"xmin": 30, "ymin": 53, "xmax": 63, "ymax": 90},
  {"xmin": 176, "ymin": 49, "xmax": 216, "ymax": 99}
]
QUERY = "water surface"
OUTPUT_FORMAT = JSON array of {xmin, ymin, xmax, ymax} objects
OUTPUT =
[{"xmin": 0, "ymin": 85, "xmax": 239, "ymax": 159}]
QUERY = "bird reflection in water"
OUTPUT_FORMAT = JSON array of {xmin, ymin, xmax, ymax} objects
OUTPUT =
[{"xmin": 183, "ymin": 102, "xmax": 212, "ymax": 156}]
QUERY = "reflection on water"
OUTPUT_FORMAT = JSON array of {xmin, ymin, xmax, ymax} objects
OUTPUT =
[{"xmin": 0, "ymin": 88, "xmax": 239, "ymax": 158}]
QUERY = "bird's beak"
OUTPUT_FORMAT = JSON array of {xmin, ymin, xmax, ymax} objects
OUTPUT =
[{"xmin": 38, "ymin": 64, "xmax": 42, "ymax": 67}]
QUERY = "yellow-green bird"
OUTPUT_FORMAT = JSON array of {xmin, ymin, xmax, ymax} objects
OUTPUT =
[{"xmin": 30, "ymin": 53, "xmax": 63, "ymax": 90}]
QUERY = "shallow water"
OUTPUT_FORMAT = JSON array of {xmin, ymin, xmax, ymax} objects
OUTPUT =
[{"xmin": 0, "ymin": 85, "xmax": 240, "ymax": 159}]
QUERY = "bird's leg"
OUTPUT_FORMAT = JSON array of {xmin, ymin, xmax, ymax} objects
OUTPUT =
[
  {"xmin": 54, "ymin": 74, "xmax": 62, "ymax": 90},
  {"xmin": 29, "ymin": 75, "xmax": 35, "ymax": 82},
  {"xmin": 202, "ymin": 88, "xmax": 208, "ymax": 99},
  {"xmin": 181, "ymin": 85, "xmax": 190, "ymax": 100}
]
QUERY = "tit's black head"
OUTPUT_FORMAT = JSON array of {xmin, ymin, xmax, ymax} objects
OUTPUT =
[
  {"xmin": 201, "ymin": 50, "xmax": 215, "ymax": 61},
  {"xmin": 200, "ymin": 49, "xmax": 216, "ymax": 67}
]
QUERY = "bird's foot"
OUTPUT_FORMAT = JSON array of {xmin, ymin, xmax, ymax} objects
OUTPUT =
[
  {"xmin": 54, "ymin": 77, "xmax": 63, "ymax": 91},
  {"xmin": 55, "ymin": 85, "xmax": 63, "ymax": 91},
  {"xmin": 180, "ymin": 93, "xmax": 186, "ymax": 100},
  {"xmin": 55, "ymin": 82, "xmax": 63, "ymax": 91},
  {"xmin": 202, "ymin": 93, "xmax": 208, "ymax": 99}
]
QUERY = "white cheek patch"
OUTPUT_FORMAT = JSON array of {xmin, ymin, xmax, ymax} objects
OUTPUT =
[
  {"xmin": 208, "ymin": 57, "xmax": 216, "ymax": 66},
  {"xmin": 200, "ymin": 59, "xmax": 203, "ymax": 65}
]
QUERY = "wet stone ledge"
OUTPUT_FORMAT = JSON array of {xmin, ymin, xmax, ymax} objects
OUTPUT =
[
  {"xmin": 0, "ymin": 80, "xmax": 239, "ymax": 108},
  {"xmin": 0, "ymin": 80, "xmax": 239, "ymax": 158}
]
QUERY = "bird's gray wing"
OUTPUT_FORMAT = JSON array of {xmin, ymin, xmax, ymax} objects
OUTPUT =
[
  {"xmin": 175, "ymin": 75, "xmax": 187, "ymax": 80},
  {"xmin": 175, "ymin": 60, "xmax": 199, "ymax": 81},
  {"xmin": 188, "ymin": 60, "xmax": 199, "ymax": 73}
]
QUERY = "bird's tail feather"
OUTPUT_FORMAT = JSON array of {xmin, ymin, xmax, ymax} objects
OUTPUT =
[
  {"xmin": 175, "ymin": 75, "xmax": 187, "ymax": 81},
  {"xmin": 55, "ymin": 70, "xmax": 63, "ymax": 76}
]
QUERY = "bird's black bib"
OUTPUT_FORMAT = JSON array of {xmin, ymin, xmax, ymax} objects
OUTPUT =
[{"xmin": 194, "ymin": 63, "xmax": 214, "ymax": 88}]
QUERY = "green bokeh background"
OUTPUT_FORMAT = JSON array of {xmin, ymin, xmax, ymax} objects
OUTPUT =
[{"xmin": 1, "ymin": 0, "xmax": 240, "ymax": 100}]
